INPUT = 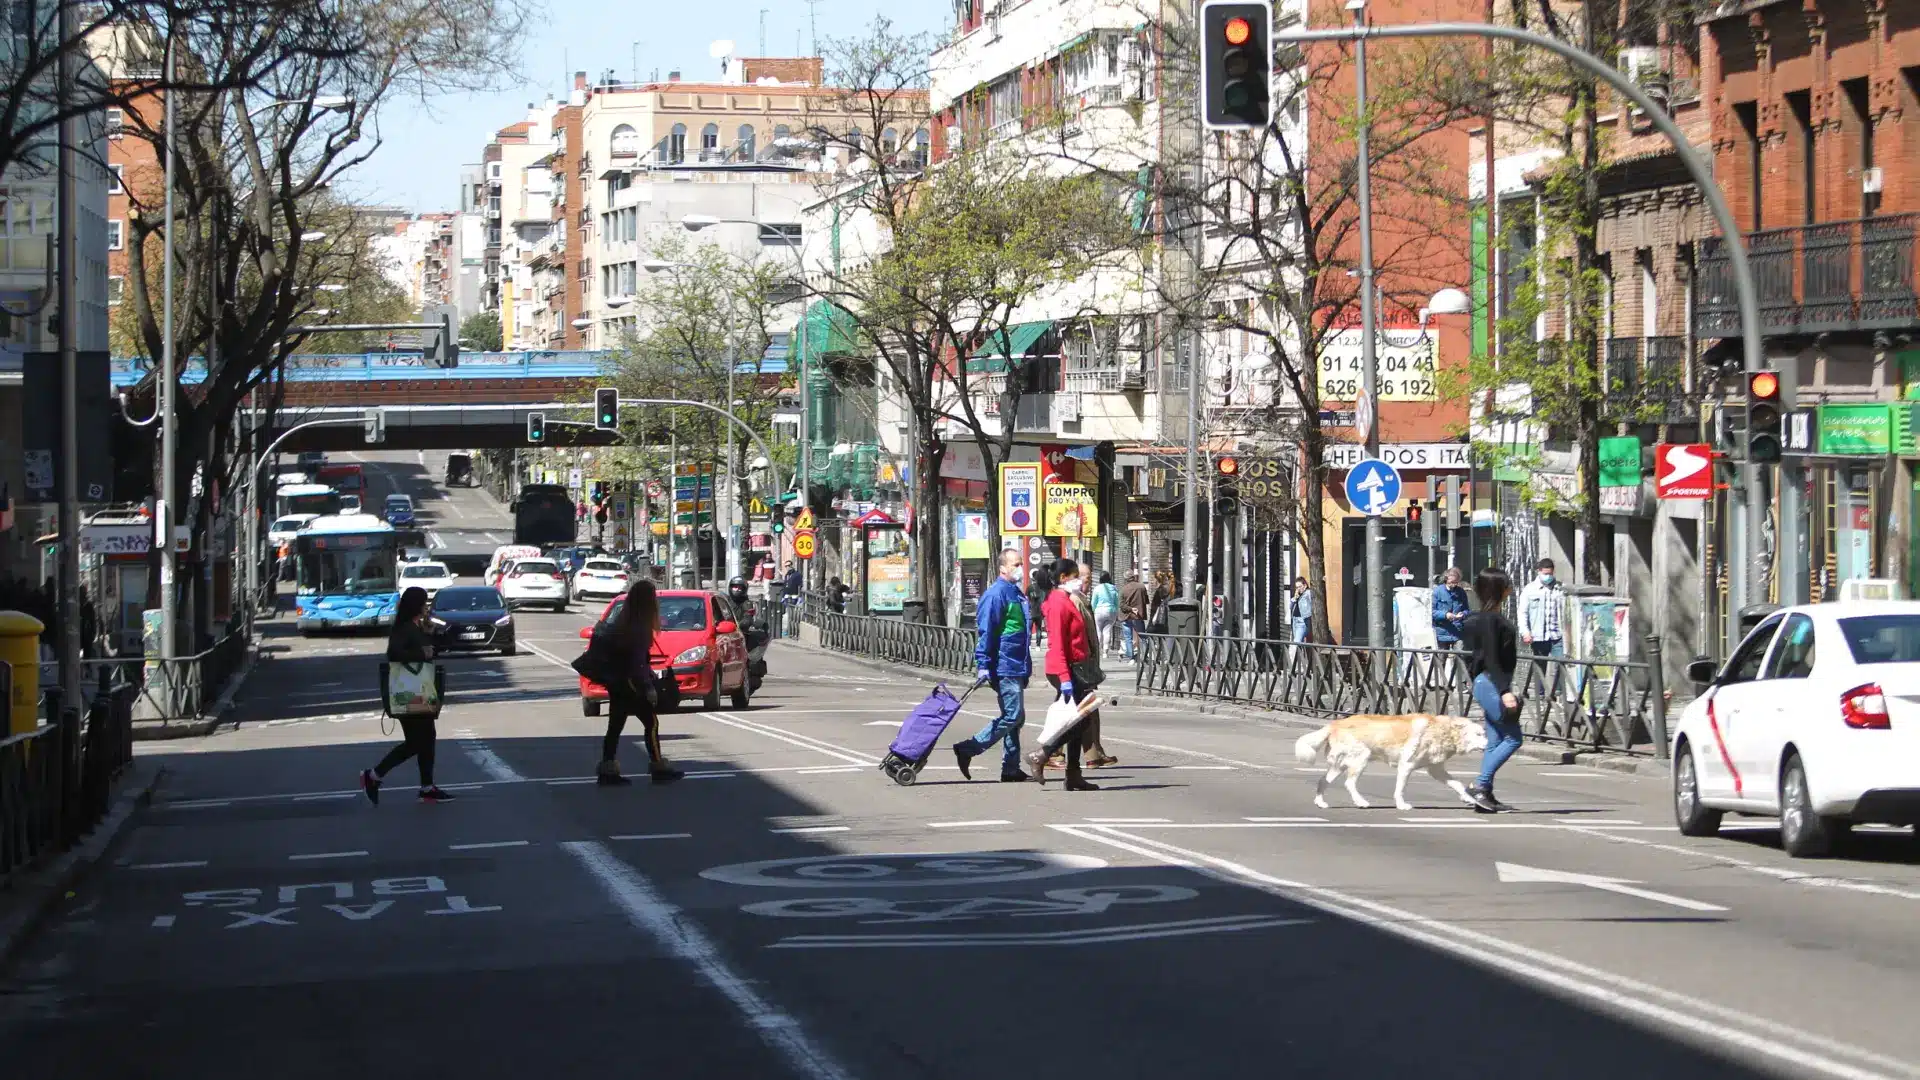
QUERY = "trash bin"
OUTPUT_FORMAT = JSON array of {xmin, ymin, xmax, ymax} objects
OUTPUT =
[
  {"xmin": 1167, "ymin": 598, "xmax": 1201, "ymax": 637},
  {"xmin": 901, "ymin": 599, "xmax": 928, "ymax": 624}
]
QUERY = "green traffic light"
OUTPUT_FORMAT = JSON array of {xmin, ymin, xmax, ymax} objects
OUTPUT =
[{"xmin": 1224, "ymin": 84, "xmax": 1251, "ymax": 108}]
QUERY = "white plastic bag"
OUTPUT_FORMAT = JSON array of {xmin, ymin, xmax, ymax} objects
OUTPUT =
[
  {"xmin": 1036, "ymin": 693, "xmax": 1099, "ymax": 747},
  {"xmin": 387, "ymin": 662, "xmax": 442, "ymax": 718}
]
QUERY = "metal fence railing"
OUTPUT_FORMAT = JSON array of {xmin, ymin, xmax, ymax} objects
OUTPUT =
[
  {"xmin": 83, "ymin": 631, "xmax": 252, "ymax": 723},
  {"xmin": 804, "ymin": 597, "xmax": 980, "ymax": 677},
  {"xmin": 1132, "ymin": 633, "xmax": 1670, "ymax": 757},
  {"xmin": 1, "ymin": 664, "xmax": 138, "ymax": 887}
]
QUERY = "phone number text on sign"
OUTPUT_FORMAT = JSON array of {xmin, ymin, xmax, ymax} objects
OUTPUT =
[{"xmin": 1317, "ymin": 331, "xmax": 1437, "ymax": 402}]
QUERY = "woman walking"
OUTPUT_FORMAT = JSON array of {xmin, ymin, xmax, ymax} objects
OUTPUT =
[
  {"xmin": 1026, "ymin": 559, "xmax": 1104, "ymax": 790},
  {"xmin": 1090, "ymin": 570, "xmax": 1121, "ymax": 652},
  {"xmin": 586, "ymin": 580, "xmax": 685, "ymax": 786},
  {"xmin": 1463, "ymin": 567, "xmax": 1522, "ymax": 813},
  {"xmin": 361, "ymin": 587, "xmax": 452, "ymax": 804}
]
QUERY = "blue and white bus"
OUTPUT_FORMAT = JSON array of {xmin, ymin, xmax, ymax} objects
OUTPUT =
[
  {"xmin": 293, "ymin": 513, "xmax": 402, "ymax": 632},
  {"xmin": 276, "ymin": 481, "xmax": 343, "ymax": 520}
]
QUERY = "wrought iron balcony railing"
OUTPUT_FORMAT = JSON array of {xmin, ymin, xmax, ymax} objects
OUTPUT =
[{"xmin": 1696, "ymin": 214, "xmax": 1920, "ymax": 338}]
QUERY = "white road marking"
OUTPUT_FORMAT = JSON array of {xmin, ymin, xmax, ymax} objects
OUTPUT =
[
  {"xmin": 1057, "ymin": 825, "xmax": 1909, "ymax": 1080},
  {"xmin": 132, "ymin": 860, "xmax": 208, "ymax": 870},
  {"xmin": 449, "ymin": 840, "xmax": 531, "ymax": 850},
  {"xmin": 609, "ymin": 833, "xmax": 693, "ymax": 841},
  {"xmin": 427, "ymin": 530, "xmax": 445, "ymax": 549},
  {"xmin": 770, "ymin": 914, "xmax": 1313, "ymax": 949},
  {"xmin": 863, "ymin": 721, "xmax": 897, "ymax": 727},
  {"xmin": 1100, "ymin": 821, "xmax": 1675, "ymax": 831},
  {"xmin": 151, "ymin": 915, "xmax": 176, "ymax": 929},
  {"xmin": 562, "ymin": 841, "xmax": 859, "ymax": 1080},
  {"xmin": 167, "ymin": 800, "xmax": 231, "ymax": 809},
  {"xmin": 702, "ymin": 711, "xmax": 872, "ymax": 766},
  {"xmin": 1565, "ymin": 826, "xmax": 1920, "ymax": 903},
  {"xmin": 546, "ymin": 778, "xmax": 598, "ymax": 786},
  {"xmin": 1496, "ymin": 861, "xmax": 1727, "ymax": 912},
  {"xmin": 927, "ymin": 820, "xmax": 1014, "ymax": 829},
  {"xmin": 1096, "ymin": 736, "xmax": 1271, "ymax": 771},
  {"xmin": 292, "ymin": 793, "xmax": 360, "ymax": 803},
  {"xmin": 795, "ymin": 766, "xmax": 863, "ymax": 775},
  {"xmin": 771, "ymin": 825, "xmax": 851, "ymax": 835},
  {"xmin": 1536, "ymin": 770, "xmax": 1611, "ymax": 777},
  {"xmin": 453, "ymin": 727, "xmax": 527, "ymax": 783},
  {"xmin": 1244, "ymin": 816, "xmax": 1327, "ymax": 823},
  {"xmin": 1167, "ymin": 765, "xmax": 1235, "ymax": 771},
  {"xmin": 1084, "ymin": 817, "xmax": 1172, "ymax": 824},
  {"xmin": 289, "ymin": 850, "xmax": 368, "ymax": 861}
]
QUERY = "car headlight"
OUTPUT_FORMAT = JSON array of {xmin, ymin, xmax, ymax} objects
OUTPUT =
[
  {"xmin": 428, "ymin": 617, "xmax": 448, "ymax": 630},
  {"xmin": 494, "ymin": 614, "xmax": 513, "ymax": 627},
  {"xmin": 675, "ymin": 645, "xmax": 708, "ymax": 664}
]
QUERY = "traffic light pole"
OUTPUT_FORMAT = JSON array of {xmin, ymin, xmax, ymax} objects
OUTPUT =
[
  {"xmin": 1776, "ymin": 363, "xmax": 1804, "ymax": 607},
  {"xmin": 1352, "ymin": 3, "xmax": 1386, "ymax": 649},
  {"xmin": 1271, "ymin": 20, "xmax": 1763, "ymax": 657}
]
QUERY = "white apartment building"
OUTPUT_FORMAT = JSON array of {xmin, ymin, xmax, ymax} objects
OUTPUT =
[{"xmin": 492, "ymin": 101, "xmax": 561, "ymax": 351}]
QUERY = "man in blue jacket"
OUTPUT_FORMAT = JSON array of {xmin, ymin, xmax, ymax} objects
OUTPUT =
[
  {"xmin": 954, "ymin": 548, "xmax": 1032, "ymax": 782},
  {"xmin": 1431, "ymin": 566, "xmax": 1470, "ymax": 649}
]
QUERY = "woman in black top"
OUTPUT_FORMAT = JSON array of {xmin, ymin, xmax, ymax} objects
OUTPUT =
[
  {"xmin": 1464, "ymin": 568, "xmax": 1521, "ymax": 813},
  {"xmin": 362, "ymin": 587, "xmax": 452, "ymax": 804},
  {"xmin": 587, "ymin": 580, "xmax": 684, "ymax": 786}
]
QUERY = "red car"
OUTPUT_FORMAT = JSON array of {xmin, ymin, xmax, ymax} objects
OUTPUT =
[{"xmin": 577, "ymin": 589, "xmax": 752, "ymax": 715}]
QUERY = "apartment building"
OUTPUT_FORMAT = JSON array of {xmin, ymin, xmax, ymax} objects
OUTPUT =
[{"xmin": 1699, "ymin": 0, "xmax": 1920, "ymax": 606}]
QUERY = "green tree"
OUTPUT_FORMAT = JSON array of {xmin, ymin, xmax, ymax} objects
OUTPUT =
[{"xmin": 459, "ymin": 310, "xmax": 503, "ymax": 351}]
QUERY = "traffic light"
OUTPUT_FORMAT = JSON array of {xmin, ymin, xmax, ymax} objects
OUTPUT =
[
  {"xmin": 1443, "ymin": 474, "xmax": 1462, "ymax": 531},
  {"xmin": 1201, "ymin": 1, "xmax": 1271, "ymax": 130},
  {"xmin": 772, "ymin": 520, "xmax": 785, "ymax": 535},
  {"xmin": 1746, "ymin": 370, "xmax": 1782, "ymax": 463},
  {"xmin": 1420, "ymin": 500, "xmax": 1440, "ymax": 547},
  {"xmin": 527, "ymin": 412, "xmax": 546, "ymax": 443},
  {"xmin": 363, "ymin": 407, "xmax": 384, "ymax": 444},
  {"xmin": 427, "ymin": 306, "xmax": 458, "ymax": 368},
  {"xmin": 1406, "ymin": 500, "xmax": 1423, "ymax": 532},
  {"xmin": 594, "ymin": 387, "xmax": 619, "ymax": 431},
  {"xmin": 1216, "ymin": 455, "xmax": 1240, "ymax": 477}
]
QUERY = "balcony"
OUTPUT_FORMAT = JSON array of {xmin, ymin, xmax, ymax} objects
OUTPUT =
[
  {"xmin": 1601, "ymin": 336, "xmax": 1692, "ymax": 424},
  {"xmin": 1696, "ymin": 214, "xmax": 1920, "ymax": 338}
]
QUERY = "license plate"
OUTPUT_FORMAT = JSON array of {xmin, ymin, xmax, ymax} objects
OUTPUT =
[{"xmin": 461, "ymin": 630, "xmax": 484, "ymax": 639}]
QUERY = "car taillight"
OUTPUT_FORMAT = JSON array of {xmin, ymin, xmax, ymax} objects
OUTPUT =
[{"xmin": 1841, "ymin": 683, "xmax": 1891, "ymax": 729}]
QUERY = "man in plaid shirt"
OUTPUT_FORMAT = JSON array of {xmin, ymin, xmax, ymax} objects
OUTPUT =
[{"xmin": 1517, "ymin": 557, "xmax": 1566, "ymax": 658}]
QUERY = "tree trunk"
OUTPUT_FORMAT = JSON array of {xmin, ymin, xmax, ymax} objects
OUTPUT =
[{"xmin": 914, "ymin": 424, "xmax": 948, "ymax": 622}]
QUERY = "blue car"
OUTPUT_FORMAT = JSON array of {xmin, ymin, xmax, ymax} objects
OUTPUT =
[{"xmin": 384, "ymin": 494, "xmax": 415, "ymax": 526}]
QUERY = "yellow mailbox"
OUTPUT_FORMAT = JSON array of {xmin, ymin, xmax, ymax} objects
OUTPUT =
[{"xmin": 0, "ymin": 610, "xmax": 45, "ymax": 735}]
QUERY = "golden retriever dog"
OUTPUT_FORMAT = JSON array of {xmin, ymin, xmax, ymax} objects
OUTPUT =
[{"xmin": 1293, "ymin": 713, "xmax": 1487, "ymax": 810}]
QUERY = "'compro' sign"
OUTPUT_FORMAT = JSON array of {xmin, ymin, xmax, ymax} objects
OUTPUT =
[{"xmin": 1325, "ymin": 443, "xmax": 1471, "ymax": 471}]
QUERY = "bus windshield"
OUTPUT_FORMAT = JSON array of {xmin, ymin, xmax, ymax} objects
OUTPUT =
[
  {"xmin": 317, "ymin": 463, "xmax": 365, "ymax": 494},
  {"xmin": 277, "ymin": 484, "xmax": 341, "ymax": 518},
  {"xmin": 514, "ymin": 484, "xmax": 576, "ymax": 546},
  {"xmin": 295, "ymin": 532, "xmax": 399, "ymax": 596}
]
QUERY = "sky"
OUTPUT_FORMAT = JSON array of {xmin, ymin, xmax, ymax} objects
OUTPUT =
[{"xmin": 338, "ymin": 0, "xmax": 944, "ymax": 213}]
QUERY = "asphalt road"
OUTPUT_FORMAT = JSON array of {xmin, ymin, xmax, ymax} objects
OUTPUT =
[{"xmin": 5, "ymin": 452, "xmax": 1919, "ymax": 1079}]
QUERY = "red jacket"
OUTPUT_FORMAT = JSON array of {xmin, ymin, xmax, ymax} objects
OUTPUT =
[{"xmin": 1042, "ymin": 588, "xmax": 1089, "ymax": 676}]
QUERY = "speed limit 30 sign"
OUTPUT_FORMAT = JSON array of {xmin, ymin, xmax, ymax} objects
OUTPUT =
[{"xmin": 793, "ymin": 528, "xmax": 817, "ymax": 559}]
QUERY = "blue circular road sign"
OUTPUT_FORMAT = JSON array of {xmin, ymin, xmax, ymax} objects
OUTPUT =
[{"xmin": 1343, "ymin": 457, "xmax": 1402, "ymax": 517}]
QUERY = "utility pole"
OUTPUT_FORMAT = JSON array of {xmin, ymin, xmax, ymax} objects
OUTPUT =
[
  {"xmin": 1179, "ymin": 0, "xmax": 1204, "ymax": 604},
  {"xmin": 160, "ymin": 32, "xmax": 178, "ymax": 670},
  {"xmin": 1352, "ymin": 0, "xmax": 1386, "ymax": 649},
  {"xmin": 723, "ymin": 336, "xmax": 739, "ymax": 579},
  {"xmin": 55, "ymin": 0, "xmax": 82, "ymax": 717},
  {"xmin": 667, "ymin": 420, "xmax": 678, "ymax": 585}
]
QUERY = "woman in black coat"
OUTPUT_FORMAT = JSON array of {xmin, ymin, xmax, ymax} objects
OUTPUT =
[{"xmin": 361, "ymin": 587, "xmax": 451, "ymax": 804}]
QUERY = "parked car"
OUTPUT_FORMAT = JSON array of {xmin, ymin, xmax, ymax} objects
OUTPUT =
[
  {"xmin": 1673, "ymin": 601, "xmax": 1920, "ymax": 857},
  {"xmin": 383, "ymin": 493, "xmax": 415, "ymax": 526},
  {"xmin": 499, "ymin": 557, "xmax": 569, "ymax": 612},
  {"xmin": 398, "ymin": 560, "xmax": 456, "ymax": 597},
  {"xmin": 576, "ymin": 589, "xmax": 750, "ymax": 714},
  {"xmin": 572, "ymin": 557, "xmax": 630, "ymax": 601},
  {"xmin": 428, "ymin": 586, "xmax": 515, "ymax": 655}
]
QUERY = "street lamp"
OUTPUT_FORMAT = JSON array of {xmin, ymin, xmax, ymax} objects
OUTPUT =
[
  {"xmin": 645, "ymin": 256, "xmax": 746, "ymax": 577},
  {"xmin": 247, "ymin": 95, "xmax": 355, "ymax": 119},
  {"xmin": 300, "ymin": 230, "xmax": 326, "ymax": 242}
]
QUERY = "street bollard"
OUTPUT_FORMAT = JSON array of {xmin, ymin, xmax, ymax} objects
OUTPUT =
[
  {"xmin": 0, "ymin": 610, "xmax": 45, "ymax": 736},
  {"xmin": 1646, "ymin": 633, "xmax": 1670, "ymax": 758}
]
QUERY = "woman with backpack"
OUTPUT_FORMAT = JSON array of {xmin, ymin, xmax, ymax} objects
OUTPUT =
[
  {"xmin": 361, "ymin": 587, "xmax": 452, "ymax": 804},
  {"xmin": 579, "ymin": 579, "xmax": 685, "ymax": 786}
]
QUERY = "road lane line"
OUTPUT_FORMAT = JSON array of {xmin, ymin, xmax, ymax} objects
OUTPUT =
[
  {"xmin": 1495, "ymin": 861, "xmax": 1728, "ymax": 913},
  {"xmin": 1245, "ymin": 816, "xmax": 1327, "ymax": 823},
  {"xmin": 702, "ymin": 711, "xmax": 872, "ymax": 766},
  {"xmin": 288, "ymin": 850, "xmax": 368, "ymax": 861},
  {"xmin": 151, "ymin": 915, "xmax": 176, "ymax": 929},
  {"xmin": 1084, "ymin": 817, "xmax": 1172, "ymax": 824},
  {"xmin": 1056, "ymin": 824, "xmax": 1914, "ymax": 1080},
  {"xmin": 449, "ymin": 840, "xmax": 530, "ymax": 850},
  {"xmin": 927, "ymin": 820, "xmax": 1013, "ymax": 829},
  {"xmin": 795, "ymin": 766, "xmax": 863, "ymax": 775},
  {"xmin": 293, "ymin": 793, "xmax": 360, "ymax": 802},
  {"xmin": 166, "ymin": 800, "xmax": 231, "ymax": 809},
  {"xmin": 770, "ymin": 825, "xmax": 851, "ymax": 835},
  {"xmin": 132, "ymin": 860, "xmax": 208, "ymax": 870},
  {"xmin": 561, "ymin": 840, "xmax": 859, "ymax": 1080},
  {"xmin": 1565, "ymin": 826, "xmax": 1920, "ymax": 903},
  {"xmin": 609, "ymin": 833, "xmax": 693, "ymax": 841}
]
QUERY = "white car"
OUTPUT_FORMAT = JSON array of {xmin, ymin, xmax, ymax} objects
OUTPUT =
[
  {"xmin": 267, "ymin": 513, "xmax": 317, "ymax": 548},
  {"xmin": 499, "ymin": 557, "xmax": 569, "ymax": 612},
  {"xmin": 572, "ymin": 557, "xmax": 630, "ymax": 601},
  {"xmin": 339, "ymin": 493, "xmax": 362, "ymax": 514},
  {"xmin": 398, "ymin": 560, "xmax": 456, "ymax": 597},
  {"xmin": 1673, "ymin": 601, "xmax": 1920, "ymax": 857}
]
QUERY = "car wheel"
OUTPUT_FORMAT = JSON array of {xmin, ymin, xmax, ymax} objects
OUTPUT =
[
  {"xmin": 499, "ymin": 643, "xmax": 516, "ymax": 656},
  {"xmin": 583, "ymin": 697, "xmax": 600, "ymax": 717},
  {"xmin": 702, "ymin": 667, "xmax": 723, "ymax": 710},
  {"xmin": 729, "ymin": 672, "xmax": 750, "ymax": 709},
  {"xmin": 554, "ymin": 602, "xmax": 568, "ymax": 613},
  {"xmin": 1780, "ymin": 754, "xmax": 1840, "ymax": 858},
  {"xmin": 1672, "ymin": 742, "xmax": 1723, "ymax": 837}
]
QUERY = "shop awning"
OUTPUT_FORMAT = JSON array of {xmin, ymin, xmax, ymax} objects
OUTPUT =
[
  {"xmin": 965, "ymin": 320, "xmax": 1053, "ymax": 373},
  {"xmin": 790, "ymin": 301, "xmax": 862, "ymax": 365}
]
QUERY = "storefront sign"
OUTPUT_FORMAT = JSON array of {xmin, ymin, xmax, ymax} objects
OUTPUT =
[
  {"xmin": 1818, "ymin": 404, "xmax": 1892, "ymax": 455},
  {"xmin": 941, "ymin": 441, "xmax": 989, "ymax": 481},
  {"xmin": 80, "ymin": 524, "xmax": 150, "ymax": 555},
  {"xmin": 1318, "ymin": 329, "xmax": 1438, "ymax": 402},
  {"xmin": 998, "ymin": 463, "xmax": 1042, "ymax": 535},
  {"xmin": 1598, "ymin": 437, "xmax": 1642, "ymax": 488},
  {"xmin": 865, "ymin": 527, "xmax": 910, "ymax": 612},
  {"xmin": 1324, "ymin": 443, "xmax": 1471, "ymax": 471},
  {"xmin": 1042, "ymin": 483, "xmax": 1099, "ymax": 538},
  {"xmin": 1654, "ymin": 443, "xmax": 1712, "ymax": 500},
  {"xmin": 955, "ymin": 513, "xmax": 991, "ymax": 560},
  {"xmin": 1236, "ymin": 457, "xmax": 1291, "ymax": 501}
]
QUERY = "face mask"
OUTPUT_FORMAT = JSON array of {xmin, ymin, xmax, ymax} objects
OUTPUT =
[
  {"xmin": 1539, "ymin": 574, "xmax": 1555, "ymax": 586},
  {"xmin": 1061, "ymin": 578, "xmax": 1084, "ymax": 595}
]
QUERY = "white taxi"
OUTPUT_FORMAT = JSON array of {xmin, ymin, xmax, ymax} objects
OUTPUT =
[
  {"xmin": 398, "ymin": 560, "xmax": 456, "ymax": 597},
  {"xmin": 571, "ymin": 557, "xmax": 630, "ymax": 601},
  {"xmin": 1674, "ymin": 601, "xmax": 1920, "ymax": 856},
  {"xmin": 499, "ymin": 557, "xmax": 569, "ymax": 612}
]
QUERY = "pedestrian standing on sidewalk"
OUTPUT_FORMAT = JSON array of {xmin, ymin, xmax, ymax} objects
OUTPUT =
[
  {"xmin": 1431, "ymin": 566, "xmax": 1470, "ymax": 650},
  {"xmin": 1290, "ymin": 577, "xmax": 1315, "ymax": 644},
  {"xmin": 1518, "ymin": 558, "xmax": 1566, "ymax": 658},
  {"xmin": 1118, "ymin": 569, "xmax": 1149, "ymax": 660},
  {"xmin": 1026, "ymin": 558, "xmax": 1103, "ymax": 791},
  {"xmin": 952, "ymin": 548, "xmax": 1032, "ymax": 783},
  {"xmin": 1463, "ymin": 567, "xmax": 1521, "ymax": 813},
  {"xmin": 362, "ymin": 587, "xmax": 452, "ymax": 804},
  {"xmin": 1091, "ymin": 570, "xmax": 1121, "ymax": 652},
  {"xmin": 584, "ymin": 579, "xmax": 685, "ymax": 786}
]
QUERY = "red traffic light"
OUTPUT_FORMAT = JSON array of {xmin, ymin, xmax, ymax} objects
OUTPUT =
[
  {"xmin": 1748, "ymin": 370, "xmax": 1780, "ymax": 400},
  {"xmin": 1223, "ymin": 16, "xmax": 1251, "ymax": 44},
  {"xmin": 1217, "ymin": 455, "xmax": 1240, "ymax": 476},
  {"xmin": 1407, "ymin": 503, "xmax": 1423, "ymax": 523}
]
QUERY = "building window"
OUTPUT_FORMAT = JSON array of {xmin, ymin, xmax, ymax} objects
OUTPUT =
[
  {"xmin": 774, "ymin": 124, "xmax": 791, "ymax": 143},
  {"xmin": 106, "ymin": 108, "xmax": 123, "ymax": 136},
  {"xmin": 758, "ymin": 223, "xmax": 802, "ymax": 245},
  {"xmin": 108, "ymin": 276, "xmax": 124, "ymax": 306},
  {"xmin": 987, "ymin": 75, "xmax": 1022, "ymax": 135},
  {"xmin": 108, "ymin": 219, "xmax": 122, "ymax": 250},
  {"xmin": 610, "ymin": 123, "xmax": 639, "ymax": 157},
  {"xmin": 737, "ymin": 124, "xmax": 756, "ymax": 158},
  {"xmin": 913, "ymin": 128, "xmax": 930, "ymax": 167},
  {"xmin": 880, "ymin": 127, "xmax": 899, "ymax": 156},
  {"xmin": 701, "ymin": 123, "xmax": 719, "ymax": 155},
  {"xmin": 109, "ymin": 164, "xmax": 123, "ymax": 194},
  {"xmin": 668, "ymin": 123, "xmax": 686, "ymax": 163}
]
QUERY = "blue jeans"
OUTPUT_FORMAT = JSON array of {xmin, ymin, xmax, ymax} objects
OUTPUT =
[
  {"xmin": 1121, "ymin": 619, "xmax": 1143, "ymax": 658},
  {"xmin": 955, "ymin": 676, "xmax": 1026, "ymax": 775},
  {"xmin": 1473, "ymin": 673, "xmax": 1524, "ymax": 788}
]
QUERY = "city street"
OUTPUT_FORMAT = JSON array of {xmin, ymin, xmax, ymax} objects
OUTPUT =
[{"xmin": 4, "ymin": 454, "xmax": 1919, "ymax": 1080}]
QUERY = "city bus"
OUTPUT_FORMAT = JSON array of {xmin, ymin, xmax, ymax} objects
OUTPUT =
[
  {"xmin": 276, "ymin": 482, "xmax": 342, "ymax": 520},
  {"xmin": 317, "ymin": 462, "xmax": 366, "ymax": 496},
  {"xmin": 292, "ymin": 513, "xmax": 401, "ymax": 632},
  {"xmin": 513, "ymin": 483, "xmax": 577, "ymax": 546}
]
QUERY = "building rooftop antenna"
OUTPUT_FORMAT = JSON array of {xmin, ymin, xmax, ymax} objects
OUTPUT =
[
  {"xmin": 760, "ymin": 9, "xmax": 768, "ymax": 56},
  {"xmin": 805, "ymin": 0, "xmax": 821, "ymax": 56}
]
